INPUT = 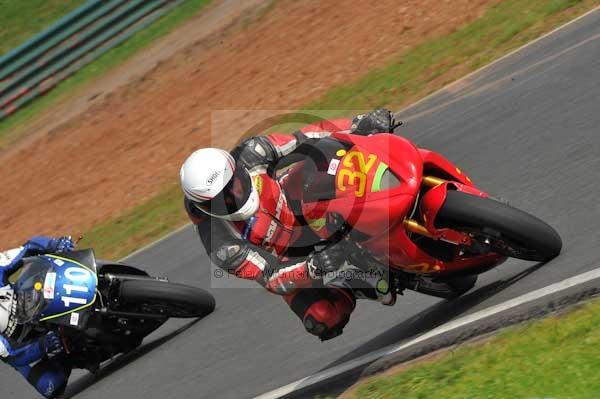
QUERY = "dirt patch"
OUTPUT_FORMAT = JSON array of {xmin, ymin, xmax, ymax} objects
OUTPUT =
[{"xmin": 0, "ymin": 0, "xmax": 498, "ymax": 247}]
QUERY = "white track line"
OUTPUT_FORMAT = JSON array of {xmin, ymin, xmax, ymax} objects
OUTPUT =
[{"xmin": 254, "ymin": 267, "xmax": 600, "ymax": 399}]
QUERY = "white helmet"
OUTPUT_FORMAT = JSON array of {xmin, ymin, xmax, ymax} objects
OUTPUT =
[
  {"xmin": 0, "ymin": 285, "xmax": 17, "ymax": 336},
  {"xmin": 180, "ymin": 148, "xmax": 259, "ymax": 221}
]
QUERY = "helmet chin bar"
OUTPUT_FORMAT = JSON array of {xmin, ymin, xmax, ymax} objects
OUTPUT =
[{"xmin": 199, "ymin": 186, "xmax": 260, "ymax": 222}]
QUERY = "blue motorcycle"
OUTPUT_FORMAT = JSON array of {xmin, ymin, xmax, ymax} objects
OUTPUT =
[{"xmin": 11, "ymin": 248, "xmax": 215, "ymax": 371}]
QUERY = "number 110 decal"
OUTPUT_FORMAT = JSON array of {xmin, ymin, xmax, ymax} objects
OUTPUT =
[{"xmin": 61, "ymin": 267, "xmax": 93, "ymax": 307}]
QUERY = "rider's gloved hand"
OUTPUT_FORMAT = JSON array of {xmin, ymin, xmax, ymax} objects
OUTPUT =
[
  {"xmin": 350, "ymin": 108, "xmax": 402, "ymax": 136},
  {"xmin": 41, "ymin": 331, "xmax": 64, "ymax": 356},
  {"xmin": 26, "ymin": 236, "xmax": 75, "ymax": 254},
  {"xmin": 1, "ymin": 333, "xmax": 64, "ymax": 366},
  {"xmin": 50, "ymin": 236, "xmax": 75, "ymax": 253},
  {"xmin": 307, "ymin": 244, "xmax": 346, "ymax": 279}
]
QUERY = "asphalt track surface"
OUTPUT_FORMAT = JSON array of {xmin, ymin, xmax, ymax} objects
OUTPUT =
[{"xmin": 2, "ymin": 8, "xmax": 600, "ymax": 399}]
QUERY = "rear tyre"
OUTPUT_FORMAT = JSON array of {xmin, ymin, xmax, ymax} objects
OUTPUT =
[
  {"xmin": 120, "ymin": 279, "xmax": 216, "ymax": 318},
  {"xmin": 437, "ymin": 190, "xmax": 562, "ymax": 262}
]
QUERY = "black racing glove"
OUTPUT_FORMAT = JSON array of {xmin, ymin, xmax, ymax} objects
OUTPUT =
[
  {"xmin": 350, "ymin": 108, "xmax": 402, "ymax": 136},
  {"xmin": 307, "ymin": 243, "xmax": 346, "ymax": 279}
]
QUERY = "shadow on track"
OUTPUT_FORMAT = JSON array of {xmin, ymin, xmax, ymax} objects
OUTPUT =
[
  {"xmin": 283, "ymin": 261, "xmax": 546, "ymax": 399},
  {"xmin": 63, "ymin": 318, "xmax": 202, "ymax": 398}
]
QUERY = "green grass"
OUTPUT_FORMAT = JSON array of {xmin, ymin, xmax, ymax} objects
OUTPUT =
[
  {"xmin": 0, "ymin": 0, "xmax": 212, "ymax": 147},
  {"xmin": 344, "ymin": 298, "xmax": 600, "ymax": 399},
  {"xmin": 0, "ymin": 0, "xmax": 86, "ymax": 56},
  {"xmin": 68, "ymin": 0, "xmax": 597, "ymax": 258}
]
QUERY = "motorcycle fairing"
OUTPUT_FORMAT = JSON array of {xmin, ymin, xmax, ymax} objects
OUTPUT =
[
  {"xmin": 39, "ymin": 254, "xmax": 97, "ymax": 325},
  {"xmin": 301, "ymin": 133, "xmax": 423, "ymax": 239},
  {"xmin": 418, "ymin": 149, "xmax": 474, "ymax": 186},
  {"xmin": 297, "ymin": 132, "xmax": 507, "ymax": 275}
]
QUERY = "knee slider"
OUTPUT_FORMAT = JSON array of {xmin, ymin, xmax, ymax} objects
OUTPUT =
[
  {"xmin": 290, "ymin": 289, "xmax": 355, "ymax": 340},
  {"xmin": 303, "ymin": 314, "xmax": 328, "ymax": 336},
  {"xmin": 304, "ymin": 299, "xmax": 338, "ymax": 328},
  {"xmin": 302, "ymin": 299, "xmax": 347, "ymax": 339}
]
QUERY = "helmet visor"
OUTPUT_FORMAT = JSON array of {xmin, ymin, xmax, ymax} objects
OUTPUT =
[{"xmin": 196, "ymin": 167, "xmax": 253, "ymax": 216}]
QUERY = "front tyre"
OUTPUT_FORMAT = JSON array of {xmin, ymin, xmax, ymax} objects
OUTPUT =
[
  {"xmin": 120, "ymin": 279, "xmax": 215, "ymax": 318},
  {"xmin": 437, "ymin": 190, "xmax": 562, "ymax": 262}
]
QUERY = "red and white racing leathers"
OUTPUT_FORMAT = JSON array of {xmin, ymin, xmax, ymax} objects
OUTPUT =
[{"xmin": 186, "ymin": 119, "xmax": 357, "ymax": 340}]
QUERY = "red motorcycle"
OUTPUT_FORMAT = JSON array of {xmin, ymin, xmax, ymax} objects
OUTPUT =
[{"xmin": 281, "ymin": 133, "xmax": 562, "ymax": 300}]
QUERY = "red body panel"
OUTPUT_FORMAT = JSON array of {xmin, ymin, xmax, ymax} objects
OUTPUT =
[
  {"xmin": 302, "ymin": 133, "xmax": 422, "ymax": 238},
  {"xmin": 419, "ymin": 149, "xmax": 474, "ymax": 186},
  {"xmin": 298, "ymin": 133, "xmax": 506, "ymax": 275}
]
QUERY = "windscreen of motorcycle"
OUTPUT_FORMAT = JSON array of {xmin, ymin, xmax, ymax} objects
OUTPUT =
[
  {"xmin": 300, "ymin": 138, "xmax": 354, "ymax": 203},
  {"xmin": 13, "ymin": 257, "xmax": 53, "ymax": 323}
]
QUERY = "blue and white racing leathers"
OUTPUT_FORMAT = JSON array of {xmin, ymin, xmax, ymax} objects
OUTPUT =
[{"xmin": 0, "ymin": 237, "xmax": 74, "ymax": 398}]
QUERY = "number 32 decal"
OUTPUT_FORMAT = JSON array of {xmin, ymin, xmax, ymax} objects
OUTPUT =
[{"xmin": 336, "ymin": 150, "xmax": 378, "ymax": 197}]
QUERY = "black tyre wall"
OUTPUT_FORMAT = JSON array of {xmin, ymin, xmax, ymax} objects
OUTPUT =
[
  {"xmin": 437, "ymin": 190, "xmax": 562, "ymax": 261},
  {"xmin": 120, "ymin": 279, "xmax": 216, "ymax": 318}
]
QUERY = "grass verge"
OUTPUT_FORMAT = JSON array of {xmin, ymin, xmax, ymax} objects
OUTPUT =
[
  {"xmin": 339, "ymin": 297, "xmax": 600, "ymax": 399},
  {"xmin": 78, "ymin": 0, "xmax": 597, "ymax": 259},
  {"xmin": 0, "ymin": 0, "xmax": 86, "ymax": 56},
  {"xmin": 0, "ymin": 0, "xmax": 212, "ymax": 146}
]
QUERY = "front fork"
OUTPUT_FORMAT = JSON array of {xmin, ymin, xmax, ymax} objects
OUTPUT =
[{"xmin": 403, "ymin": 178, "xmax": 489, "ymax": 245}]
